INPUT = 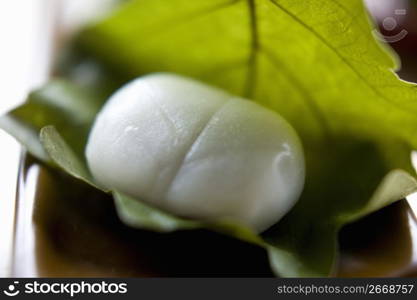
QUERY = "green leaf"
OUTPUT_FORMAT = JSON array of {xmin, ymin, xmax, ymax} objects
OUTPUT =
[
  {"xmin": 113, "ymin": 191, "xmax": 200, "ymax": 232},
  {"xmin": 3, "ymin": 0, "xmax": 417, "ymax": 277},
  {"xmin": 0, "ymin": 80, "xmax": 110, "ymax": 189},
  {"xmin": 0, "ymin": 79, "xmax": 105, "ymax": 161},
  {"xmin": 114, "ymin": 191, "xmax": 265, "ymax": 245},
  {"xmin": 39, "ymin": 125, "xmax": 101, "ymax": 189},
  {"xmin": 338, "ymin": 170, "xmax": 417, "ymax": 223},
  {"xmin": 75, "ymin": 0, "xmax": 417, "ymax": 276}
]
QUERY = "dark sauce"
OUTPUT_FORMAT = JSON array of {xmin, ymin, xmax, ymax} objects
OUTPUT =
[
  {"xmin": 11, "ymin": 155, "xmax": 417, "ymax": 277},
  {"xmin": 12, "ymin": 155, "xmax": 272, "ymax": 277}
]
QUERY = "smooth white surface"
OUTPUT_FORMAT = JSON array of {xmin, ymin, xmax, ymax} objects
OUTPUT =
[
  {"xmin": 0, "ymin": 0, "xmax": 415, "ymax": 276},
  {"xmin": 86, "ymin": 74, "xmax": 305, "ymax": 232}
]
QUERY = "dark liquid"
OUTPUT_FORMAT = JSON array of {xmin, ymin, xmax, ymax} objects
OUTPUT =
[{"xmin": 11, "ymin": 155, "xmax": 417, "ymax": 277}]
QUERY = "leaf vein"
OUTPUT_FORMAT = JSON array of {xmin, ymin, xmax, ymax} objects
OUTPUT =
[
  {"xmin": 261, "ymin": 48, "xmax": 333, "ymax": 138},
  {"xmin": 268, "ymin": 0, "xmax": 416, "ymax": 118},
  {"xmin": 245, "ymin": 0, "xmax": 259, "ymax": 98}
]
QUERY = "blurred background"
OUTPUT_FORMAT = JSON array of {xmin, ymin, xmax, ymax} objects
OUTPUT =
[
  {"xmin": 0, "ymin": 0, "xmax": 117, "ymax": 277},
  {"xmin": 366, "ymin": 0, "xmax": 417, "ymax": 82},
  {"xmin": 0, "ymin": 0, "xmax": 417, "ymax": 277}
]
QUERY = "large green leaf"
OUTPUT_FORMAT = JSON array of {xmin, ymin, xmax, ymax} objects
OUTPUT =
[
  {"xmin": 113, "ymin": 192, "xmax": 264, "ymax": 245},
  {"xmin": 74, "ymin": 0, "xmax": 417, "ymax": 275},
  {"xmin": 0, "ymin": 80, "xmax": 104, "ymax": 161},
  {"xmin": 39, "ymin": 125, "xmax": 99, "ymax": 189},
  {"xmin": 2, "ymin": 0, "xmax": 417, "ymax": 277}
]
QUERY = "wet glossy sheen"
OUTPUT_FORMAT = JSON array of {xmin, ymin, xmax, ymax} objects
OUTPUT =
[
  {"xmin": 11, "ymin": 155, "xmax": 417, "ymax": 277},
  {"xmin": 86, "ymin": 74, "xmax": 305, "ymax": 233}
]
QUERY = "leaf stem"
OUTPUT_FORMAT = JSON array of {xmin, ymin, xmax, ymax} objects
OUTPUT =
[{"xmin": 245, "ymin": 0, "xmax": 259, "ymax": 98}]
